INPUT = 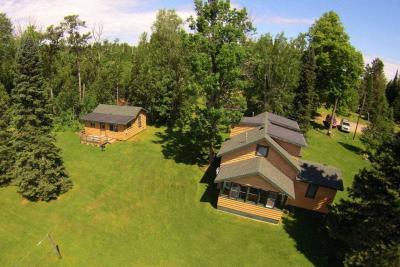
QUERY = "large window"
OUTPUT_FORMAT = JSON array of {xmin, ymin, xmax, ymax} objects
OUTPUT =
[
  {"xmin": 305, "ymin": 184, "xmax": 318, "ymax": 199},
  {"xmin": 219, "ymin": 181, "xmax": 283, "ymax": 209},
  {"xmin": 109, "ymin": 124, "xmax": 118, "ymax": 132},
  {"xmin": 100, "ymin": 123, "xmax": 106, "ymax": 130},
  {"xmin": 256, "ymin": 144, "xmax": 269, "ymax": 157},
  {"xmin": 90, "ymin": 122, "xmax": 95, "ymax": 128}
]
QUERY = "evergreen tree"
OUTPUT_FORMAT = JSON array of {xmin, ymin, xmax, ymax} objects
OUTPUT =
[
  {"xmin": 0, "ymin": 13, "xmax": 16, "ymax": 93},
  {"xmin": 0, "ymin": 84, "xmax": 12, "ymax": 185},
  {"xmin": 386, "ymin": 71, "xmax": 400, "ymax": 122},
  {"xmin": 328, "ymin": 135, "xmax": 400, "ymax": 266},
  {"xmin": 10, "ymin": 30, "xmax": 72, "ymax": 201},
  {"xmin": 292, "ymin": 48, "xmax": 317, "ymax": 132},
  {"xmin": 309, "ymin": 11, "xmax": 364, "ymax": 135}
]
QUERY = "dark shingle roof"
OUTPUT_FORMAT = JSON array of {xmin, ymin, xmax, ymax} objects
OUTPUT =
[
  {"xmin": 297, "ymin": 160, "xmax": 344, "ymax": 190},
  {"xmin": 215, "ymin": 157, "xmax": 295, "ymax": 198},
  {"xmin": 217, "ymin": 127, "xmax": 301, "ymax": 171},
  {"xmin": 81, "ymin": 104, "xmax": 144, "ymax": 125},
  {"xmin": 240, "ymin": 112, "xmax": 307, "ymax": 147}
]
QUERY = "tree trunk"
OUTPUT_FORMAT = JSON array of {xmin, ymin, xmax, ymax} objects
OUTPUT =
[
  {"xmin": 209, "ymin": 144, "xmax": 215, "ymax": 165},
  {"xmin": 327, "ymin": 97, "xmax": 338, "ymax": 136},
  {"xmin": 353, "ymin": 92, "xmax": 366, "ymax": 140},
  {"xmin": 77, "ymin": 60, "xmax": 82, "ymax": 101}
]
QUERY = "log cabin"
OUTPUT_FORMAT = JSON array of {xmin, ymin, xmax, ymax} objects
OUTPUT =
[
  {"xmin": 80, "ymin": 104, "xmax": 147, "ymax": 145},
  {"xmin": 215, "ymin": 112, "xmax": 343, "ymax": 224}
]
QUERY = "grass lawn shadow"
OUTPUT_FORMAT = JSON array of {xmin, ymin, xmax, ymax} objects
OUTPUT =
[
  {"xmin": 199, "ymin": 157, "xmax": 220, "ymax": 208},
  {"xmin": 310, "ymin": 120, "xmax": 327, "ymax": 132},
  {"xmin": 338, "ymin": 141, "xmax": 364, "ymax": 155},
  {"xmin": 153, "ymin": 127, "xmax": 208, "ymax": 165},
  {"xmin": 283, "ymin": 208, "xmax": 342, "ymax": 267}
]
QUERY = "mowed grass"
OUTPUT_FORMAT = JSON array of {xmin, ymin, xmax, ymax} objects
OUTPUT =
[{"xmin": 0, "ymin": 126, "xmax": 368, "ymax": 266}]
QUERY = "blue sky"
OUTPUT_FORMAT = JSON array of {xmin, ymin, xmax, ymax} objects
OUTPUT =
[{"xmin": 2, "ymin": 0, "xmax": 399, "ymax": 78}]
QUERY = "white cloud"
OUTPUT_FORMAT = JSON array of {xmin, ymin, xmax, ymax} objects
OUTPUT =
[
  {"xmin": 364, "ymin": 54, "xmax": 400, "ymax": 80},
  {"xmin": 255, "ymin": 16, "xmax": 314, "ymax": 25},
  {"xmin": 1, "ymin": 0, "xmax": 194, "ymax": 43}
]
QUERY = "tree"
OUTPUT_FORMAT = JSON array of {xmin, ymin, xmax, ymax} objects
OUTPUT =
[
  {"xmin": 60, "ymin": 15, "xmax": 91, "ymax": 102},
  {"xmin": 386, "ymin": 71, "xmax": 400, "ymax": 122},
  {"xmin": 291, "ymin": 48, "xmax": 317, "ymax": 132},
  {"xmin": 10, "ymin": 30, "xmax": 72, "ymax": 201},
  {"xmin": 328, "ymin": 136, "xmax": 400, "ymax": 266},
  {"xmin": 245, "ymin": 33, "xmax": 305, "ymax": 116},
  {"xmin": 361, "ymin": 58, "xmax": 388, "ymax": 122},
  {"xmin": 0, "ymin": 84, "xmax": 12, "ymax": 186},
  {"xmin": 0, "ymin": 13, "xmax": 16, "ymax": 92},
  {"xmin": 187, "ymin": 0, "xmax": 253, "ymax": 162},
  {"xmin": 309, "ymin": 11, "xmax": 363, "ymax": 135}
]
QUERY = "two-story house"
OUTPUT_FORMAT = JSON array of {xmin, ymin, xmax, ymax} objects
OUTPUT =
[{"xmin": 215, "ymin": 112, "xmax": 343, "ymax": 224}]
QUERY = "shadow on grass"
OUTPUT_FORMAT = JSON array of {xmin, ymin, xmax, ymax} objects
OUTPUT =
[
  {"xmin": 310, "ymin": 121, "xmax": 328, "ymax": 134},
  {"xmin": 199, "ymin": 157, "xmax": 220, "ymax": 208},
  {"xmin": 338, "ymin": 142, "xmax": 363, "ymax": 155},
  {"xmin": 283, "ymin": 208, "xmax": 342, "ymax": 267},
  {"xmin": 153, "ymin": 128, "xmax": 208, "ymax": 166}
]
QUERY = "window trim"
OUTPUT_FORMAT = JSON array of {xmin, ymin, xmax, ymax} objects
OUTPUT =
[
  {"xmin": 255, "ymin": 144, "xmax": 269, "ymax": 157},
  {"xmin": 305, "ymin": 184, "xmax": 319, "ymax": 199},
  {"xmin": 109, "ymin": 123, "xmax": 118, "ymax": 132}
]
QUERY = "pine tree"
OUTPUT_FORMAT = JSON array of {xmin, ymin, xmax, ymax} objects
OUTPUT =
[
  {"xmin": 10, "ymin": 30, "xmax": 72, "ymax": 201},
  {"xmin": 292, "ymin": 48, "xmax": 316, "ymax": 132},
  {"xmin": 328, "ymin": 135, "xmax": 400, "ymax": 266},
  {"xmin": 0, "ymin": 83, "xmax": 12, "ymax": 185},
  {"xmin": 385, "ymin": 71, "xmax": 398, "ymax": 105}
]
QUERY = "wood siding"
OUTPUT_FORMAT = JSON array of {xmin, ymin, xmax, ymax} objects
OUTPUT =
[
  {"xmin": 266, "ymin": 145, "xmax": 298, "ymax": 180},
  {"xmin": 84, "ymin": 111, "xmax": 147, "ymax": 141},
  {"xmin": 287, "ymin": 181, "xmax": 337, "ymax": 213},
  {"xmin": 217, "ymin": 197, "xmax": 283, "ymax": 223},
  {"xmin": 233, "ymin": 175, "xmax": 279, "ymax": 192},
  {"xmin": 221, "ymin": 144, "xmax": 257, "ymax": 165},
  {"xmin": 230, "ymin": 124, "xmax": 257, "ymax": 137},
  {"xmin": 273, "ymin": 138, "xmax": 302, "ymax": 157}
]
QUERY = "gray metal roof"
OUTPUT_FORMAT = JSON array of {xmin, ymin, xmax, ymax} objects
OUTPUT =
[
  {"xmin": 215, "ymin": 157, "xmax": 295, "ymax": 198},
  {"xmin": 81, "ymin": 104, "xmax": 144, "ymax": 125},
  {"xmin": 217, "ymin": 126, "xmax": 301, "ymax": 171},
  {"xmin": 297, "ymin": 160, "xmax": 344, "ymax": 190},
  {"xmin": 240, "ymin": 112, "xmax": 307, "ymax": 147}
]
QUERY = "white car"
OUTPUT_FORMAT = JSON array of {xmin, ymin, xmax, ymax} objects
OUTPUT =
[{"xmin": 340, "ymin": 119, "xmax": 351, "ymax": 133}]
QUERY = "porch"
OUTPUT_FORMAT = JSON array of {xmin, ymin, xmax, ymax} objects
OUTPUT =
[
  {"xmin": 80, "ymin": 132, "xmax": 116, "ymax": 146},
  {"xmin": 217, "ymin": 181, "xmax": 287, "ymax": 224}
]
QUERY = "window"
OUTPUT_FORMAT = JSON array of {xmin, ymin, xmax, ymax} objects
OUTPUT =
[
  {"xmin": 305, "ymin": 184, "xmax": 318, "ymax": 199},
  {"xmin": 256, "ymin": 144, "xmax": 269, "ymax": 157},
  {"xmin": 109, "ymin": 124, "xmax": 118, "ymax": 132},
  {"xmin": 127, "ymin": 121, "xmax": 132, "ymax": 128},
  {"xmin": 247, "ymin": 187, "xmax": 259, "ymax": 204},
  {"xmin": 89, "ymin": 122, "xmax": 95, "ymax": 128},
  {"xmin": 100, "ymin": 123, "xmax": 106, "ymax": 130},
  {"xmin": 239, "ymin": 185, "xmax": 247, "ymax": 201},
  {"xmin": 138, "ymin": 115, "xmax": 142, "ymax": 128},
  {"xmin": 220, "ymin": 181, "xmax": 232, "ymax": 196}
]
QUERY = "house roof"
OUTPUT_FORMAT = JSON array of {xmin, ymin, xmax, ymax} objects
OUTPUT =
[
  {"xmin": 215, "ymin": 158, "xmax": 295, "ymax": 198},
  {"xmin": 81, "ymin": 104, "xmax": 144, "ymax": 125},
  {"xmin": 217, "ymin": 126, "xmax": 301, "ymax": 171},
  {"xmin": 297, "ymin": 160, "xmax": 344, "ymax": 190},
  {"xmin": 240, "ymin": 112, "xmax": 307, "ymax": 147}
]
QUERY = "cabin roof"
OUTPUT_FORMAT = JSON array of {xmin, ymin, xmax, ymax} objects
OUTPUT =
[
  {"xmin": 297, "ymin": 160, "xmax": 344, "ymax": 190},
  {"xmin": 240, "ymin": 112, "xmax": 307, "ymax": 147},
  {"xmin": 214, "ymin": 157, "xmax": 295, "ymax": 198},
  {"xmin": 81, "ymin": 104, "xmax": 144, "ymax": 125},
  {"xmin": 217, "ymin": 126, "xmax": 301, "ymax": 171}
]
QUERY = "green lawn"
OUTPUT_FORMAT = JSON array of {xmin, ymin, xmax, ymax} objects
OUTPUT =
[{"xmin": 0, "ymin": 126, "xmax": 368, "ymax": 266}]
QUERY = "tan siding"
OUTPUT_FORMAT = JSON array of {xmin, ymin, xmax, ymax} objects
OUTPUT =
[
  {"xmin": 266, "ymin": 145, "xmax": 298, "ymax": 180},
  {"xmin": 217, "ymin": 197, "xmax": 283, "ymax": 222},
  {"xmin": 287, "ymin": 181, "xmax": 337, "ymax": 213},
  {"xmin": 234, "ymin": 175, "xmax": 279, "ymax": 192},
  {"xmin": 273, "ymin": 138, "xmax": 302, "ymax": 157},
  {"xmin": 221, "ymin": 144, "xmax": 257, "ymax": 165},
  {"xmin": 230, "ymin": 124, "xmax": 257, "ymax": 137}
]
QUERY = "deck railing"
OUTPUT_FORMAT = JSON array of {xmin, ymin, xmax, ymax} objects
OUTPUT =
[{"xmin": 80, "ymin": 132, "xmax": 110, "ymax": 146}]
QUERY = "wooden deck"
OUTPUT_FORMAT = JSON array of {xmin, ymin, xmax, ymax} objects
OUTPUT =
[
  {"xmin": 80, "ymin": 133, "xmax": 116, "ymax": 146},
  {"xmin": 217, "ymin": 196, "xmax": 283, "ymax": 224}
]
